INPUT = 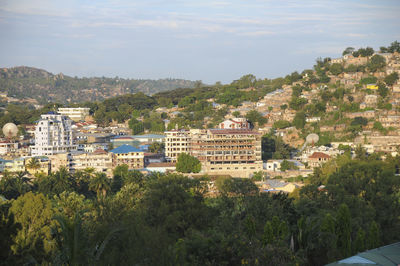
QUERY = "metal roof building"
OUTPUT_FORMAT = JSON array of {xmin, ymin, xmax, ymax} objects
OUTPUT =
[{"xmin": 326, "ymin": 242, "xmax": 400, "ymax": 266}]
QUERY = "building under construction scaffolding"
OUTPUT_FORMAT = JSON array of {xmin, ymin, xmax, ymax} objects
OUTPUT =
[{"xmin": 165, "ymin": 128, "xmax": 263, "ymax": 178}]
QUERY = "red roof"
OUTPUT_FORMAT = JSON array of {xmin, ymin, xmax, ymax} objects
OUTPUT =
[
  {"xmin": 209, "ymin": 129, "xmax": 259, "ymax": 135},
  {"xmin": 309, "ymin": 152, "xmax": 331, "ymax": 159},
  {"xmin": 93, "ymin": 148, "xmax": 108, "ymax": 154}
]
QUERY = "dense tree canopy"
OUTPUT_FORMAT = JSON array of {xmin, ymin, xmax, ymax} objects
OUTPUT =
[
  {"xmin": 176, "ymin": 153, "xmax": 201, "ymax": 173},
  {"xmin": 0, "ymin": 153, "xmax": 399, "ymax": 265}
]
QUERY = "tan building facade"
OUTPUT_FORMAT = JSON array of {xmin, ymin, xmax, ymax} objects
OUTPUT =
[
  {"xmin": 110, "ymin": 144, "xmax": 144, "ymax": 170},
  {"xmin": 165, "ymin": 129, "xmax": 191, "ymax": 162},
  {"xmin": 71, "ymin": 149, "xmax": 114, "ymax": 177},
  {"xmin": 190, "ymin": 129, "xmax": 263, "ymax": 178}
]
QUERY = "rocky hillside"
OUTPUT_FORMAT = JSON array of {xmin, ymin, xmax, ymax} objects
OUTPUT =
[{"xmin": 0, "ymin": 66, "xmax": 198, "ymax": 104}]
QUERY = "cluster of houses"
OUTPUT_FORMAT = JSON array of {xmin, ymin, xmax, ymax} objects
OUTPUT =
[{"xmin": 2, "ymin": 51, "xmax": 400, "ymax": 195}]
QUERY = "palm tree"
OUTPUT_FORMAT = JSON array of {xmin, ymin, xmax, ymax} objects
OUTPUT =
[
  {"xmin": 0, "ymin": 171, "xmax": 31, "ymax": 199},
  {"xmin": 52, "ymin": 211, "xmax": 125, "ymax": 265},
  {"xmin": 74, "ymin": 168, "xmax": 95, "ymax": 197},
  {"xmin": 89, "ymin": 173, "xmax": 111, "ymax": 199},
  {"xmin": 13, "ymin": 171, "xmax": 32, "ymax": 195},
  {"xmin": 53, "ymin": 212, "xmax": 86, "ymax": 265},
  {"xmin": 26, "ymin": 157, "xmax": 41, "ymax": 174}
]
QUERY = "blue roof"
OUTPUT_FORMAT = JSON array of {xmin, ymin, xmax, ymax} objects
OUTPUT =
[{"xmin": 110, "ymin": 144, "xmax": 143, "ymax": 154}]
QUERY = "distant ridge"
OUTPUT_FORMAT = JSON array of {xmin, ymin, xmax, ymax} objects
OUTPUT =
[{"xmin": 0, "ymin": 66, "xmax": 198, "ymax": 104}]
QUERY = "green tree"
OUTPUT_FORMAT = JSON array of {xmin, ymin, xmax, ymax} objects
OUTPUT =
[
  {"xmin": 215, "ymin": 177, "xmax": 258, "ymax": 196},
  {"xmin": 128, "ymin": 118, "xmax": 144, "ymax": 135},
  {"xmin": 232, "ymin": 111, "xmax": 241, "ymax": 117},
  {"xmin": 351, "ymin": 116, "xmax": 368, "ymax": 127},
  {"xmin": 26, "ymin": 157, "xmax": 41, "ymax": 173},
  {"xmin": 342, "ymin": 47, "xmax": 355, "ymax": 56},
  {"xmin": 176, "ymin": 153, "xmax": 201, "ymax": 173},
  {"xmin": 89, "ymin": 173, "xmax": 111, "ymax": 198},
  {"xmin": 0, "ymin": 203, "xmax": 20, "ymax": 264},
  {"xmin": 9, "ymin": 192, "xmax": 57, "ymax": 262},
  {"xmin": 293, "ymin": 111, "xmax": 306, "ymax": 129},
  {"xmin": 35, "ymin": 167, "xmax": 75, "ymax": 197},
  {"xmin": 336, "ymin": 204, "xmax": 352, "ymax": 257},
  {"xmin": 148, "ymin": 142, "xmax": 164, "ymax": 153},
  {"xmin": 329, "ymin": 63, "xmax": 344, "ymax": 75},
  {"xmin": 289, "ymin": 97, "xmax": 307, "ymax": 110},
  {"xmin": 273, "ymin": 120, "xmax": 291, "ymax": 129},
  {"xmin": 245, "ymin": 110, "xmax": 267, "ymax": 127},
  {"xmin": 367, "ymin": 54, "xmax": 386, "ymax": 72},
  {"xmin": 280, "ymin": 160, "xmax": 298, "ymax": 171},
  {"xmin": 384, "ymin": 72, "xmax": 399, "ymax": 86},
  {"xmin": 52, "ymin": 212, "xmax": 88, "ymax": 265},
  {"xmin": 353, "ymin": 227, "xmax": 366, "ymax": 253},
  {"xmin": 366, "ymin": 221, "xmax": 380, "ymax": 249},
  {"xmin": 377, "ymin": 82, "xmax": 389, "ymax": 98},
  {"xmin": 261, "ymin": 134, "xmax": 293, "ymax": 160},
  {"xmin": 0, "ymin": 172, "xmax": 32, "ymax": 199}
]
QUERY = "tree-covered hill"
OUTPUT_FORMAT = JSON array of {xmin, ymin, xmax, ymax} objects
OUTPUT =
[{"xmin": 0, "ymin": 66, "xmax": 198, "ymax": 104}]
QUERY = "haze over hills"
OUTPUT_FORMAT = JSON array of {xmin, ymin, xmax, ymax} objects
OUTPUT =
[{"xmin": 0, "ymin": 66, "xmax": 199, "ymax": 104}]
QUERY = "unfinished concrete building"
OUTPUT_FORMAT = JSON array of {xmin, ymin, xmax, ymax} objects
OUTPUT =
[{"xmin": 190, "ymin": 128, "xmax": 263, "ymax": 178}]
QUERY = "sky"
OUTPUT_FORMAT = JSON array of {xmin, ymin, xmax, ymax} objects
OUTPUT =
[{"xmin": 0, "ymin": 0, "xmax": 399, "ymax": 84}]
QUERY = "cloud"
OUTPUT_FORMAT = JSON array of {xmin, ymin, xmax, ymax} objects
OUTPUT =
[
  {"xmin": 0, "ymin": 0, "xmax": 72, "ymax": 17},
  {"xmin": 238, "ymin": 30, "xmax": 275, "ymax": 37},
  {"xmin": 52, "ymin": 33, "xmax": 95, "ymax": 39},
  {"xmin": 345, "ymin": 33, "xmax": 368, "ymax": 38}
]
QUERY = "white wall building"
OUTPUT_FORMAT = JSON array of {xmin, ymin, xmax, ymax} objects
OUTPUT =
[
  {"xmin": 164, "ymin": 129, "xmax": 191, "ymax": 162},
  {"xmin": 31, "ymin": 113, "xmax": 77, "ymax": 156},
  {"xmin": 0, "ymin": 141, "xmax": 18, "ymax": 155},
  {"xmin": 58, "ymin": 107, "xmax": 90, "ymax": 122},
  {"xmin": 219, "ymin": 118, "xmax": 251, "ymax": 129}
]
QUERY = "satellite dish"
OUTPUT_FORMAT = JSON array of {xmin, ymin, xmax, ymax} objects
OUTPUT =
[
  {"xmin": 298, "ymin": 133, "xmax": 320, "ymax": 154},
  {"xmin": 2, "ymin": 123, "xmax": 18, "ymax": 139},
  {"xmin": 306, "ymin": 133, "xmax": 319, "ymax": 145}
]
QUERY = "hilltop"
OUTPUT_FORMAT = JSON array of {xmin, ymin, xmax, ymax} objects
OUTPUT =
[{"xmin": 0, "ymin": 66, "xmax": 198, "ymax": 104}]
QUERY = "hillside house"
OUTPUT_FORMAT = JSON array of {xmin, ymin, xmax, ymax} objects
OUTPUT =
[
  {"xmin": 219, "ymin": 118, "xmax": 251, "ymax": 129},
  {"xmin": 264, "ymin": 159, "xmax": 305, "ymax": 172},
  {"xmin": 344, "ymin": 56, "xmax": 368, "ymax": 67},
  {"xmin": 308, "ymin": 152, "xmax": 331, "ymax": 168},
  {"xmin": 378, "ymin": 115, "xmax": 400, "ymax": 128},
  {"xmin": 346, "ymin": 110, "xmax": 375, "ymax": 119},
  {"xmin": 364, "ymin": 94, "xmax": 378, "ymax": 107}
]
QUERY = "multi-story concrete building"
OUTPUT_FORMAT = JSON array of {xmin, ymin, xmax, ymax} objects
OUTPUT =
[
  {"xmin": 110, "ymin": 144, "xmax": 145, "ymax": 170},
  {"xmin": 71, "ymin": 149, "xmax": 114, "ymax": 177},
  {"xmin": 58, "ymin": 107, "xmax": 90, "ymax": 122},
  {"xmin": 165, "ymin": 128, "xmax": 263, "ymax": 177},
  {"xmin": 31, "ymin": 113, "xmax": 76, "ymax": 156},
  {"xmin": 165, "ymin": 129, "xmax": 191, "ymax": 162},
  {"xmin": 190, "ymin": 129, "xmax": 263, "ymax": 178},
  {"xmin": 0, "ymin": 141, "xmax": 18, "ymax": 155},
  {"xmin": 48, "ymin": 153, "xmax": 73, "ymax": 172},
  {"xmin": 3, "ymin": 157, "xmax": 25, "ymax": 172}
]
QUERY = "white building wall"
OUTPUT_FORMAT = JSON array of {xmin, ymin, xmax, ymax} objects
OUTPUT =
[
  {"xmin": 58, "ymin": 107, "xmax": 90, "ymax": 121},
  {"xmin": 31, "ymin": 114, "xmax": 77, "ymax": 156}
]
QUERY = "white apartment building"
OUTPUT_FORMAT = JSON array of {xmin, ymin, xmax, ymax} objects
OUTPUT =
[
  {"xmin": 58, "ymin": 107, "xmax": 90, "ymax": 122},
  {"xmin": 31, "ymin": 113, "xmax": 77, "ymax": 156},
  {"xmin": 0, "ymin": 141, "xmax": 18, "ymax": 155},
  {"xmin": 165, "ymin": 129, "xmax": 191, "ymax": 162}
]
